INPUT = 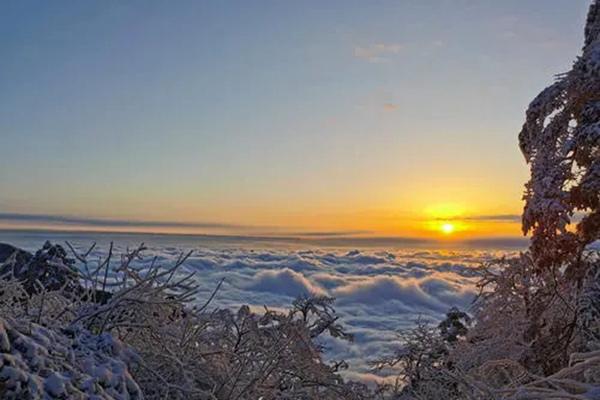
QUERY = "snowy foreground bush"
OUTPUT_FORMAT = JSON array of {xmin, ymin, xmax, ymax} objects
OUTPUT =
[
  {"xmin": 1, "ymin": 239, "xmax": 600, "ymax": 400},
  {"xmin": 2, "ymin": 1, "xmax": 600, "ymax": 399},
  {"xmin": 0, "ymin": 241, "xmax": 376, "ymax": 400}
]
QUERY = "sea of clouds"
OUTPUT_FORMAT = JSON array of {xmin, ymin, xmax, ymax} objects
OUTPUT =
[{"xmin": 1, "ymin": 231, "xmax": 519, "ymax": 383}]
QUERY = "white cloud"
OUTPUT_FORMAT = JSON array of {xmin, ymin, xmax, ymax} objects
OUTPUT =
[
  {"xmin": 335, "ymin": 276, "xmax": 440, "ymax": 310},
  {"xmin": 245, "ymin": 268, "xmax": 326, "ymax": 298},
  {"xmin": 334, "ymin": 275, "xmax": 475, "ymax": 312}
]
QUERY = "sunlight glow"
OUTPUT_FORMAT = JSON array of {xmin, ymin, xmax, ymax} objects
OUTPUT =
[
  {"xmin": 425, "ymin": 203, "xmax": 465, "ymax": 219},
  {"xmin": 440, "ymin": 222, "xmax": 455, "ymax": 234}
]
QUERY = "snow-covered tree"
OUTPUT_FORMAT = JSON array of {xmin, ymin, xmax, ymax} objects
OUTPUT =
[{"xmin": 520, "ymin": 0, "xmax": 600, "ymax": 270}]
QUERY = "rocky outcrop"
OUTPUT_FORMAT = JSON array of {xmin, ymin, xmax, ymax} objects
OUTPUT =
[
  {"xmin": 0, "ymin": 241, "xmax": 111, "ymax": 303},
  {"xmin": 0, "ymin": 241, "xmax": 79, "ymax": 295},
  {"xmin": 0, "ymin": 244, "xmax": 31, "ymax": 272}
]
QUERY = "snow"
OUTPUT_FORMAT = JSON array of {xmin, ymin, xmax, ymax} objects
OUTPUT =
[{"xmin": 0, "ymin": 317, "xmax": 141, "ymax": 399}]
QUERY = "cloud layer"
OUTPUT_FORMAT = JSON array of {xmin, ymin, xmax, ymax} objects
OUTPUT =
[
  {"xmin": 246, "ymin": 268, "xmax": 326, "ymax": 297},
  {"xmin": 2, "ymin": 231, "xmax": 517, "ymax": 383}
]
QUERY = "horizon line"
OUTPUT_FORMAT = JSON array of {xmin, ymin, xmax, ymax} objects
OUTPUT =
[{"xmin": 0, "ymin": 226, "xmax": 530, "ymax": 249}]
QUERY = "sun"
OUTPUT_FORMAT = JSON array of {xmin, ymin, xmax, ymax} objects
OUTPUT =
[{"xmin": 440, "ymin": 222, "xmax": 455, "ymax": 234}]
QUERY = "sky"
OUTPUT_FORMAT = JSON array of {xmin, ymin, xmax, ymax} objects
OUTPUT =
[{"xmin": 0, "ymin": 0, "xmax": 592, "ymax": 239}]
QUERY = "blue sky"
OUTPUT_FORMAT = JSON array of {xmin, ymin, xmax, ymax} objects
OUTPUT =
[{"xmin": 0, "ymin": 0, "xmax": 592, "ymax": 237}]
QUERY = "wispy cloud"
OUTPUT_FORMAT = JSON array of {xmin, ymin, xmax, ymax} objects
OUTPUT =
[
  {"xmin": 353, "ymin": 43, "xmax": 403, "ymax": 63},
  {"xmin": 284, "ymin": 230, "xmax": 373, "ymax": 237},
  {"xmin": 383, "ymin": 103, "xmax": 398, "ymax": 111},
  {"xmin": 462, "ymin": 214, "xmax": 521, "ymax": 222},
  {"xmin": 433, "ymin": 214, "xmax": 521, "ymax": 223},
  {"xmin": 0, "ymin": 213, "xmax": 378, "ymax": 238},
  {"xmin": 0, "ymin": 212, "xmax": 248, "ymax": 230},
  {"xmin": 492, "ymin": 14, "xmax": 568, "ymax": 50}
]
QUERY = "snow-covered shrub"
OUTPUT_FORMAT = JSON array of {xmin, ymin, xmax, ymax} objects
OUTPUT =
[
  {"xmin": 0, "ymin": 241, "xmax": 373, "ymax": 399},
  {"xmin": 373, "ymin": 316, "xmax": 460, "ymax": 399}
]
